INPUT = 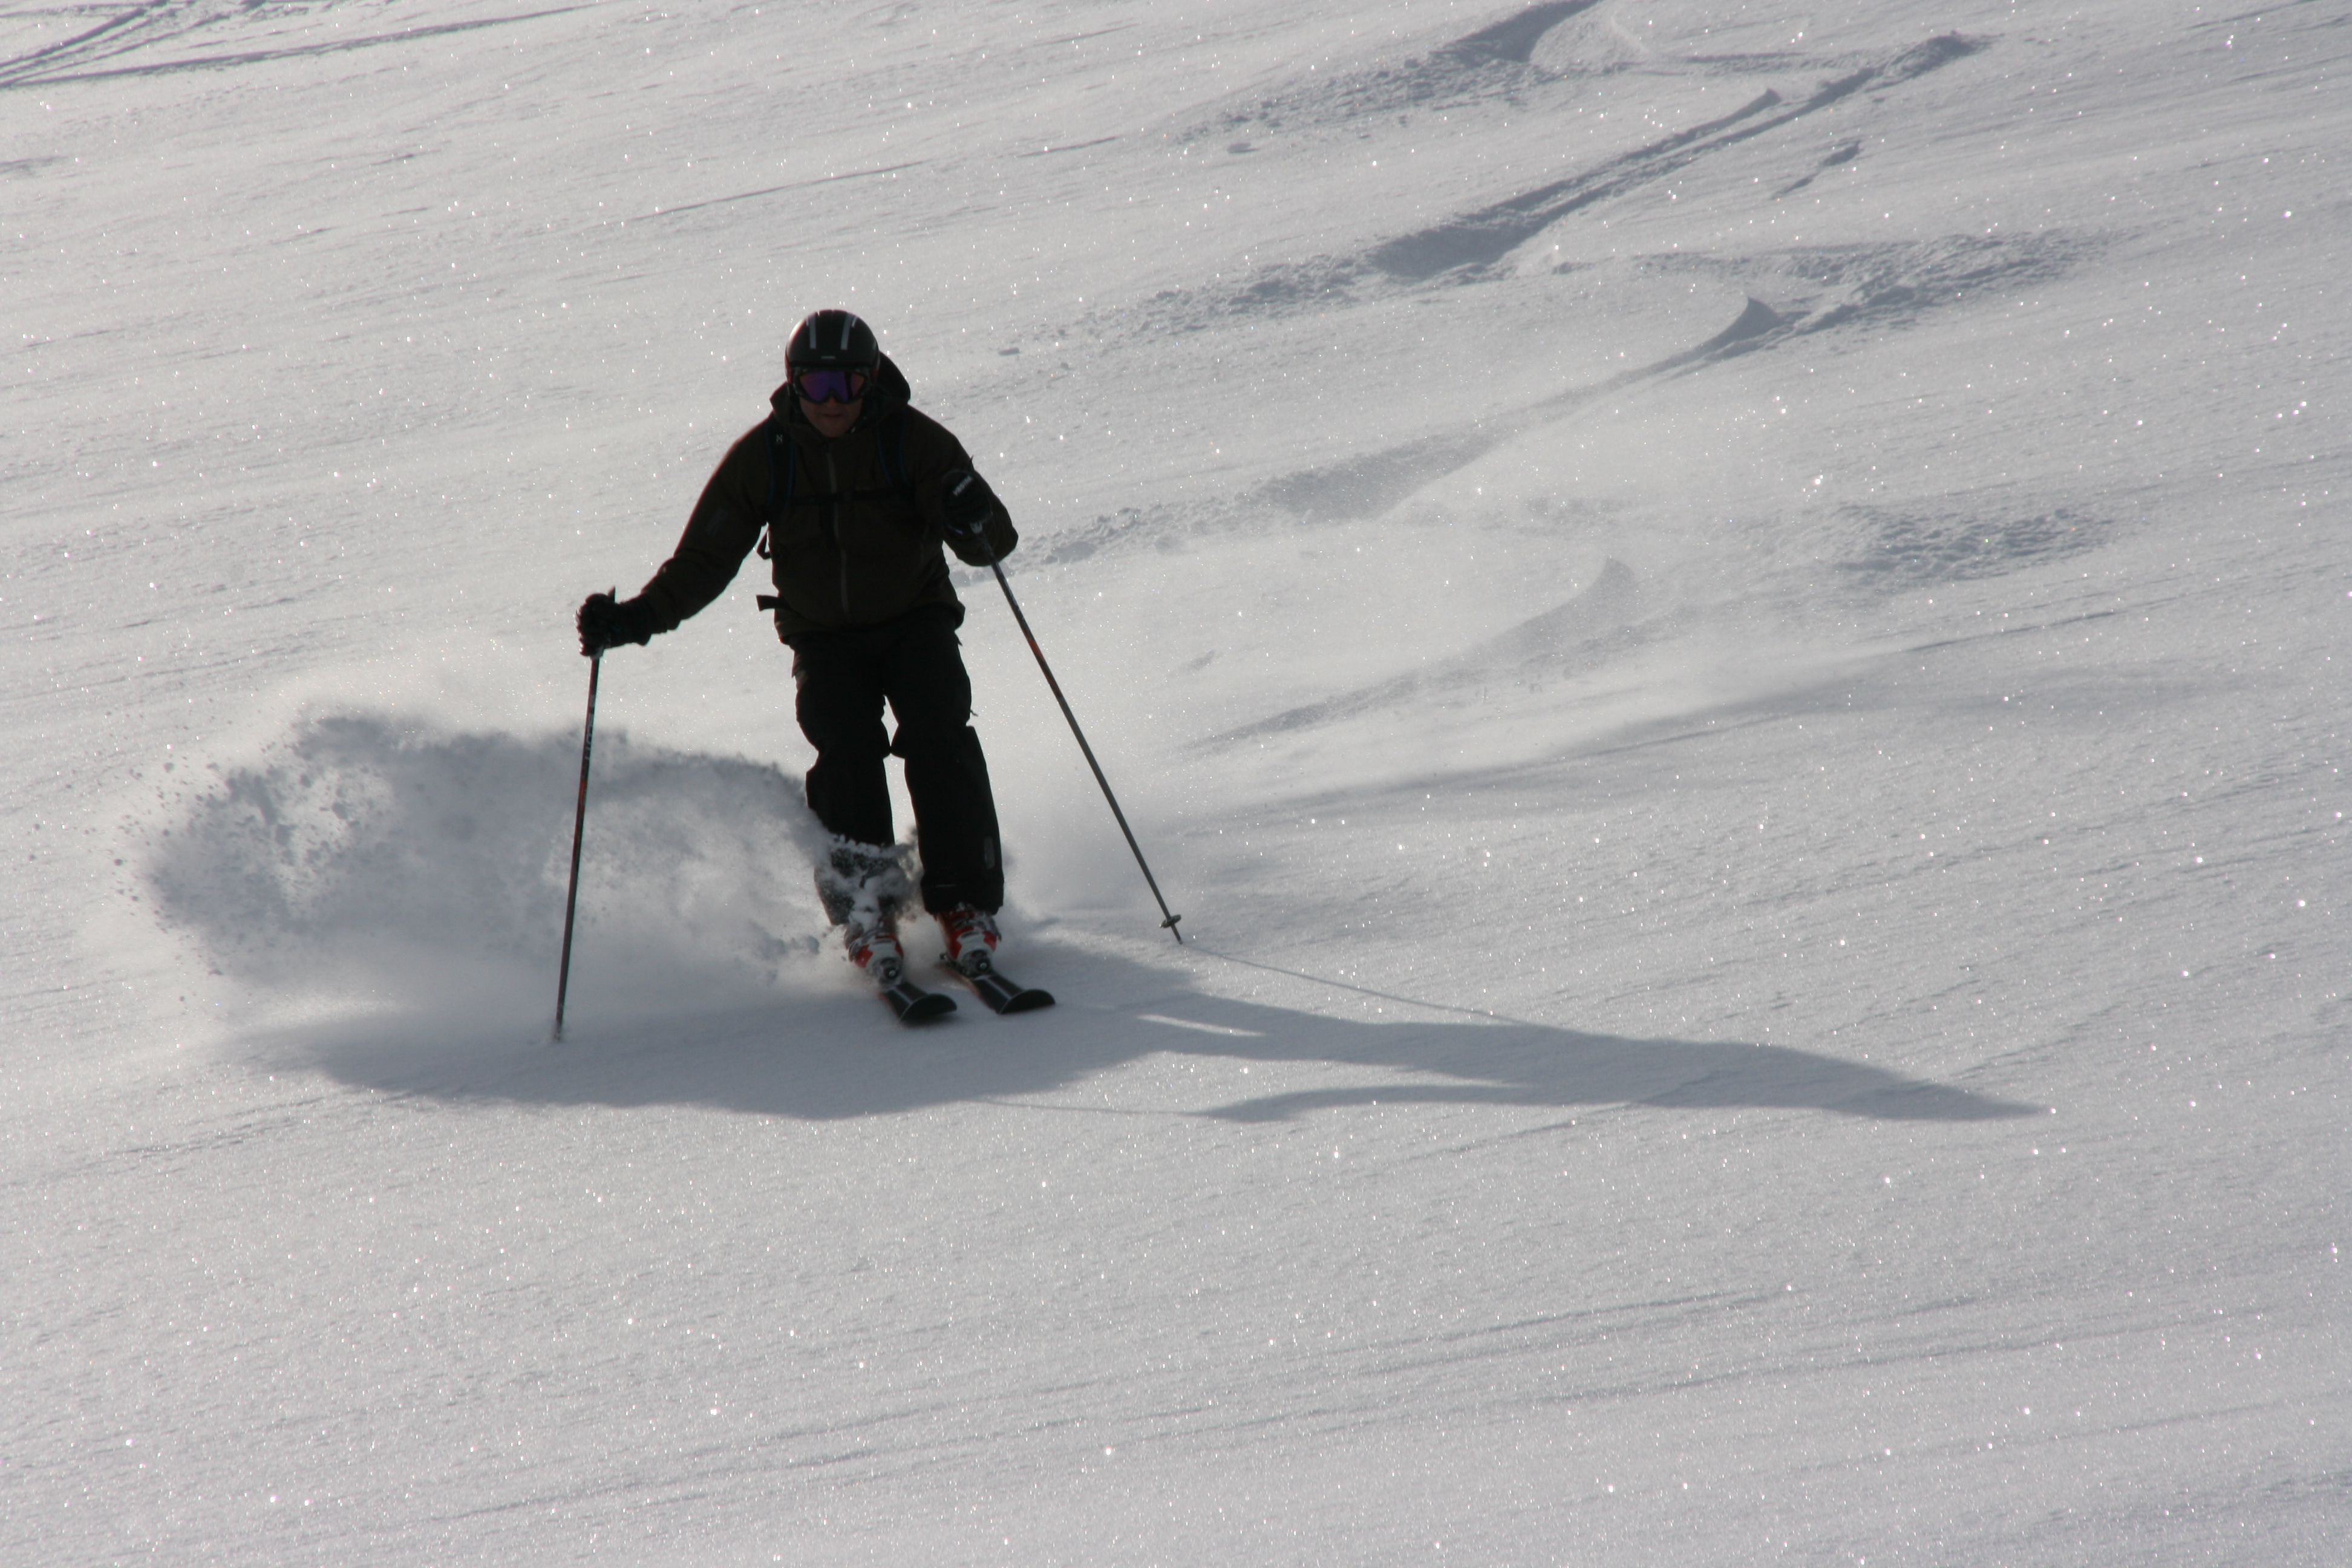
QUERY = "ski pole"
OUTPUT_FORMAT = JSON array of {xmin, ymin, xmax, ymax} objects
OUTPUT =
[
  {"xmin": 552, "ymin": 648, "xmax": 604, "ymax": 1039},
  {"xmin": 983, "ymin": 553, "xmax": 1184, "ymax": 942}
]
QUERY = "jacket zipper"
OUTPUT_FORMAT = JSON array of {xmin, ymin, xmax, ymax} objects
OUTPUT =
[{"xmin": 825, "ymin": 446, "xmax": 849, "ymax": 615}]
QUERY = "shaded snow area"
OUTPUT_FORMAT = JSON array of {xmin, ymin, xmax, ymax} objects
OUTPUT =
[{"xmin": 6, "ymin": 1, "xmax": 2347, "ymax": 1562}]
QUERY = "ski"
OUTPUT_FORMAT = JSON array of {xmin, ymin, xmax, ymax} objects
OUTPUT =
[
  {"xmin": 874, "ymin": 961, "xmax": 956, "ymax": 1024},
  {"xmin": 939, "ymin": 953, "xmax": 1055, "ymax": 1014}
]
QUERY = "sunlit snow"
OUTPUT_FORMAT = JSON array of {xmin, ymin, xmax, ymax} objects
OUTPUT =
[{"xmin": 5, "ymin": 1, "xmax": 2345, "ymax": 1562}]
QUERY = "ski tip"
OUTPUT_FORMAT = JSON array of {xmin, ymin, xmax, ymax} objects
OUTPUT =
[
  {"xmin": 938, "ymin": 956, "xmax": 1055, "ymax": 1014},
  {"xmin": 883, "ymin": 982, "xmax": 957, "ymax": 1023}
]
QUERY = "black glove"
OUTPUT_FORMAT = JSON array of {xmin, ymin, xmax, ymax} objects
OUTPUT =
[
  {"xmin": 939, "ymin": 469, "xmax": 994, "ymax": 542},
  {"xmin": 577, "ymin": 591, "xmax": 657, "ymax": 656}
]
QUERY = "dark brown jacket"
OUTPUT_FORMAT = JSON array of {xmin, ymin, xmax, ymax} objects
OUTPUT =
[{"xmin": 635, "ymin": 354, "xmax": 1016, "ymax": 640}]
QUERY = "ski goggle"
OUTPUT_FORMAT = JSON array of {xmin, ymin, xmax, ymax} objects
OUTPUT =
[{"xmin": 791, "ymin": 367, "xmax": 870, "ymax": 404}]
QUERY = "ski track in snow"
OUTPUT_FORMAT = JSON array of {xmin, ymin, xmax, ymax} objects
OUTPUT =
[{"xmin": 5, "ymin": 1, "xmax": 2348, "ymax": 1563}]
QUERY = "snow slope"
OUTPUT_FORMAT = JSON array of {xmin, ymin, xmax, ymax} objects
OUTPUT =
[{"xmin": 5, "ymin": 1, "xmax": 2346, "ymax": 1561}]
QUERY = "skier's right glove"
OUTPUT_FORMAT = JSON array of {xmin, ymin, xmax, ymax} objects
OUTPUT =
[{"xmin": 577, "ymin": 591, "xmax": 658, "ymax": 656}]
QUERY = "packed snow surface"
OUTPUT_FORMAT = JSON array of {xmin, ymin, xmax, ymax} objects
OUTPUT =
[{"xmin": 5, "ymin": 1, "xmax": 2346, "ymax": 1562}]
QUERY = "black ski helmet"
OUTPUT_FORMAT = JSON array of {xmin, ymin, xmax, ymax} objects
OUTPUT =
[{"xmin": 786, "ymin": 309, "xmax": 880, "ymax": 372}]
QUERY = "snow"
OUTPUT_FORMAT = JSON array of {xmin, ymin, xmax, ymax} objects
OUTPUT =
[{"xmin": 5, "ymin": 1, "xmax": 2345, "ymax": 1561}]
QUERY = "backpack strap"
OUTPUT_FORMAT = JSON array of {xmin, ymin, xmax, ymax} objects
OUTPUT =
[
  {"xmin": 754, "ymin": 415, "xmax": 795, "ymax": 610},
  {"xmin": 757, "ymin": 414, "xmax": 795, "ymax": 560}
]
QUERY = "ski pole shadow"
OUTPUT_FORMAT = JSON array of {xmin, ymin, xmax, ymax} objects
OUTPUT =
[{"xmin": 276, "ymin": 941, "xmax": 2039, "ymax": 1127}]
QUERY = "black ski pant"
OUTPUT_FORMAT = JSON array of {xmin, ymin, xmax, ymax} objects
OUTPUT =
[{"xmin": 790, "ymin": 603, "xmax": 1004, "ymax": 915}]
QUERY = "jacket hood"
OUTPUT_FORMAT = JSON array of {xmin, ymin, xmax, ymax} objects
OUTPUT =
[{"xmin": 769, "ymin": 351, "xmax": 912, "ymax": 430}]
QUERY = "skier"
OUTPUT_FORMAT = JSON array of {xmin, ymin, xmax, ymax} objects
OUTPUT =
[{"xmin": 576, "ymin": 309, "xmax": 1021, "ymax": 998}]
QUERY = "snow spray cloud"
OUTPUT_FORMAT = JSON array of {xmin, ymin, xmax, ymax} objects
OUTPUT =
[{"xmin": 146, "ymin": 712, "xmax": 835, "ymax": 1024}]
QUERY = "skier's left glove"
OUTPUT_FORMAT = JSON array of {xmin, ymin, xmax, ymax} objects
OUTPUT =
[
  {"xmin": 577, "ymin": 590, "xmax": 658, "ymax": 656},
  {"xmin": 939, "ymin": 469, "xmax": 995, "ymax": 543}
]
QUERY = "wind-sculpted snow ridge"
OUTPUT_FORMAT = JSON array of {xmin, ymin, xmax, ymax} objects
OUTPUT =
[
  {"xmin": 1368, "ymin": 32, "xmax": 1985, "ymax": 281},
  {"xmin": 1129, "ymin": 33, "xmax": 1993, "ymax": 341},
  {"xmin": 1250, "ymin": 428, "xmax": 1501, "ymax": 527},
  {"xmin": 1606, "ymin": 230, "xmax": 2096, "ymax": 347},
  {"xmin": 145, "ymin": 712, "xmax": 832, "ymax": 1021},
  {"xmin": 1207, "ymin": 559, "xmax": 1648, "ymax": 745},
  {"xmin": 0, "ymin": 0, "xmax": 581, "ymax": 88},
  {"xmin": 1823, "ymin": 500, "xmax": 2115, "ymax": 587},
  {"xmin": 1027, "ymin": 288, "xmax": 1765, "ymax": 558},
  {"xmin": 1192, "ymin": 1, "xmax": 1600, "ymax": 142},
  {"xmin": 1046, "ymin": 227, "xmax": 2090, "ymax": 567},
  {"xmin": 1387, "ymin": 29, "xmax": 1987, "ymax": 278}
]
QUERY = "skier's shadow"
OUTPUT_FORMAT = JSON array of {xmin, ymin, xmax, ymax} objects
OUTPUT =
[{"xmin": 287, "ymin": 941, "xmax": 2037, "ymax": 1126}]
